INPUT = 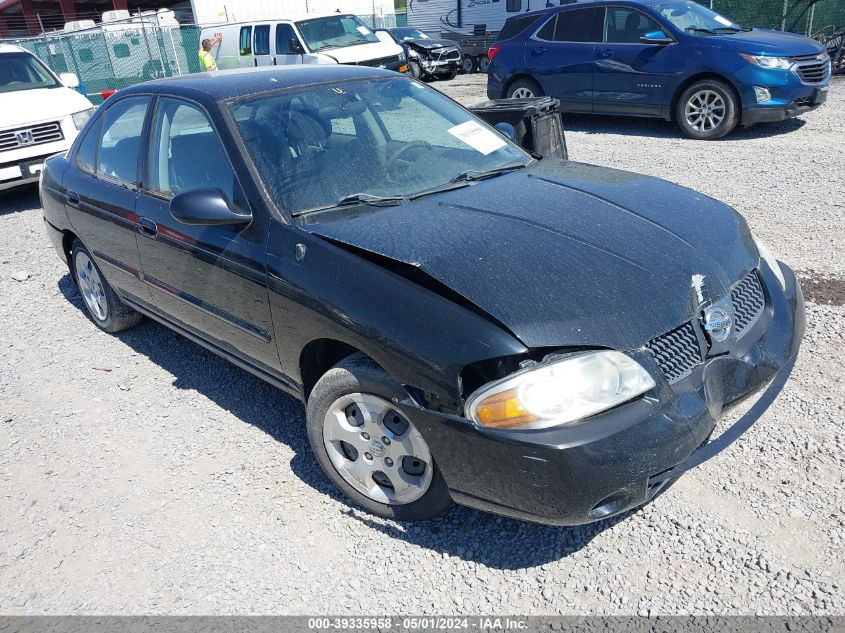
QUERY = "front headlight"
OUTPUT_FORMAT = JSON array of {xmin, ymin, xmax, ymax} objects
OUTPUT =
[
  {"xmin": 740, "ymin": 53, "xmax": 793, "ymax": 70},
  {"xmin": 398, "ymin": 50, "xmax": 406, "ymax": 62},
  {"xmin": 753, "ymin": 233, "xmax": 786, "ymax": 289},
  {"xmin": 465, "ymin": 351, "xmax": 655, "ymax": 430},
  {"xmin": 71, "ymin": 107, "xmax": 95, "ymax": 130}
]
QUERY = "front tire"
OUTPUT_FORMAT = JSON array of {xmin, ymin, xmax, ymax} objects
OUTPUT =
[
  {"xmin": 408, "ymin": 60, "xmax": 422, "ymax": 80},
  {"xmin": 306, "ymin": 354, "xmax": 452, "ymax": 521},
  {"xmin": 676, "ymin": 80, "xmax": 739, "ymax": 140},
  {"xmin": 506, "ymin": 77, "xmax": 542, "ymax": 99},
  {"xmin": 71, "ymin": 239, "xmax": 142, "ymax": 333},
  {"xmin": 461, "ymin": 55, "xmax": 476, "ymax": 74}
]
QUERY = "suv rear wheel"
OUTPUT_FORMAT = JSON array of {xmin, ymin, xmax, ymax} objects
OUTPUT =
[
  {"xmin": 676, "ymin": 79, "xmax": 739, "ymax": 140},
  {"xmin": 506, "ymin": 77, "xmax": 542, "ymax": 99}
]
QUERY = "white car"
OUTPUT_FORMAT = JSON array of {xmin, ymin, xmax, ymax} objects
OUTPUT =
[
  {"xmin": 200, "ymin": 13, "xmax": 407, "ymax": 72},
  {"xmin": 0, "ymin": 44, "xmax": 95, "ymax": 192}
]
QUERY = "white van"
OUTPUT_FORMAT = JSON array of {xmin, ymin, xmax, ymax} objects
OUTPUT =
[
  {"xmin": 0, "ymin": 45, "xmax": 95, "ymax": 192},
  {"xmin": 200, "ymin": 13, "xmax": 408, "ymax": 72}
]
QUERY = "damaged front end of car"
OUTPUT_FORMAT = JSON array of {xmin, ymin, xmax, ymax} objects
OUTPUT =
[{"xmin": 405, "ymin": 39, "xmax": 462, "ymax": 79}]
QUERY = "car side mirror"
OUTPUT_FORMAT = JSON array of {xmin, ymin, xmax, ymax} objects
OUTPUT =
[
  {"xmin": 640, "ymin": 30, "xmax": 673, "ymax": 45},
  {"xmin": 59, "ymin": 72, "xmax": 80, "ymax": 88},
  {"xmin": 170, "ymin": 188, "xmax": 252, "ymax": 226},
  {"xmin": 289, "ymin": 38, "xmax": 305, "ymax": 54},
  {"xmin": 494, "ymin": 122, "xmax": 516, "ymax": 141}
]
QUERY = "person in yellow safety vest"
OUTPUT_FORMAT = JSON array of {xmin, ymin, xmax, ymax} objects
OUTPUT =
[{"xmin": 198, "ymin": 35, "xmax": 223, "ymax": 72}]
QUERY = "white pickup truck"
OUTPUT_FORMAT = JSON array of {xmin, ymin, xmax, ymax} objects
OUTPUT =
[{"xmin": 0, "ymin": 44, "xmax": 95, "ymax": 192}]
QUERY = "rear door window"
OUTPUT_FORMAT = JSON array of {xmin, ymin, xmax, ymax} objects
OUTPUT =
[
  {"xmin": 96, "ymin": 96, "xmax": 149, "ymax": 184},
  {"xmin": 552, "ymin": 7, "xmax": 604, "ymax": 42},
  {"xmin": 254, "ymin": 24, "xmax": 271, "ymax": 55}
]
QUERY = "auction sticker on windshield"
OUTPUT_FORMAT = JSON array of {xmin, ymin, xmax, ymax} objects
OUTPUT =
[{"xmin": 448, "ymin": 121, "xmax": 507, "ymax": 155}]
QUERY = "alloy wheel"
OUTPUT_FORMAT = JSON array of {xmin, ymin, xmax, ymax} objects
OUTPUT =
[
  {"xmin": 322, "ymin": 393, "xmax": 433, "ymax": 505},
  {"xmin": 685, "ymin": 89, "xmax": 726, "ymax": 133},
  {"xmin": 511, "ymin": 86, "xmax": 534, "ymax": 98},
  {"xmin": 74, "ymin": 251, "xmax": 108, "ymax": 322}
]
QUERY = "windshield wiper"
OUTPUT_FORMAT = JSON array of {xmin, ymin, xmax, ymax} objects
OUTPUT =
[
  {"xmin": 336, "ymin": 192, "xmax": 408, "ymax": 206},
  {"xmin": 685, "ymin": 26, "xmax": 716, "ymax": 34},
  {"xmin": 713, "ymin": 26, "xmax": 752, "ymax": 32},
  {"xmin": 450, "ymin": 162, "xmax": 528, "ymax": 183}
]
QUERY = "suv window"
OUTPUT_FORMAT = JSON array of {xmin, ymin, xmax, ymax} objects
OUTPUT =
[
  {"xmin": 239, "ymin": 25, "xmax": 252, "ymax": 55},
  {"xmin": 605, "ymin": 7, "xmax": 664, "ymax": 43},
  {"xmin": 498, "ymin": 13, "xmax": 543, "ymax": 39},
  {"xmin": 96, "ymin": 96, "xmax": 149, "ymax": 184},
  {"xmin": 275, "ymin": 23, "xmax": 299, "ymax": 53},
  {"xmin": 548, "ymin": 7, "xmax": 603, "ymax": 42},
  {"xmin": 254, "ymin": 24, "xmax": 270, "ymax": 55},
  {"xmin": 148, "ymin": 98, "xmax": 246, "ymax": 209}
]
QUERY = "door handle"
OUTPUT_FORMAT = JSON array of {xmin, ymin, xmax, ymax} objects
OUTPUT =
[
  {"xmin": 599, "ymin": 49, "xmax": 615, "ymax": 58},
  {"xmin": 530, "ymin": 46, "xmax": 547, "ymax": 57},
  {"xmin": 138, "ymin": 217, "xmax": 158, "ymax": 237},
  {"xmin": 66, "ymin": 190, "xmax": 79, "ymax": 207}
]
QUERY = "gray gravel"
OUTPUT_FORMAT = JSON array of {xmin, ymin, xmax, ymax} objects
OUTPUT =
[{"xmin": 0, "ymin": 75, "xmax": 843, "ymax": 616}]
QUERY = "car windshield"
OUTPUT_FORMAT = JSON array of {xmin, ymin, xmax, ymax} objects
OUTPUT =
[
  {"xmin": 296, "ymin": 15, "xmax": 379, "ymax": 51},
  {"xmin": 230, "ymin": 76, "xmax": 530, "ymax": 215},
  {"xmin": 652, "ymin": 1, "xmax": 745, "ymax": 33},
  {"xmin": 0, "ymin": 52, "xmax": 59, "ymax": 94},
  {"xmin": 394, "ymin": 28, "xmax": 431, "ymax": 40}
]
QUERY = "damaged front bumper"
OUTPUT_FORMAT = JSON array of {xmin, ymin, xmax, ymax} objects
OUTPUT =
[{"xmin": 396, "ymin": 262, "xmax": 805, "ymax": 525}]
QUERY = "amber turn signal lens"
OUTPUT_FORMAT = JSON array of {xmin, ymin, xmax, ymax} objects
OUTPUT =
[
  {"xmin": 399, "ymin": 65, "xmax": 409, "ymax": 73},
  {"xmin": 473, "ymin": 387, "xmax": 539, "ymax": 429}
]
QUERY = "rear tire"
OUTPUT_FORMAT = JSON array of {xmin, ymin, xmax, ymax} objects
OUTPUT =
[
  {"xmin": 676, "ymin": 79, "xmax": 739, "ymax": 140},
  {"xmin": 306, "ymin": 354, "xmax": 453, "ymax": 521},
  {"xmin": 506, "ymin": 77, "xmax": 542, "ymax": 99},
  {"xmin": 71, "ymin": 239, "xmax": 142, "ymax": 333}
]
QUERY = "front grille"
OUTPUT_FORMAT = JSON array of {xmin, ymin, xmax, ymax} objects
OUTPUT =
[
  {"xmin": 792, "ymin": 55, "xmax": 830, "ymax": 84},
  {"xmin": 438, "ymin": 48, "xmax": 461, "ymax": 60},
  {"xmin": 353, "ymin": 55, "xmax": 400, "ymax": 68},
  {"xmin": 730, "ymin": 270, "xmax": 765, "ymax": 338},
  {"xmin": 0, "ymin": 121, "xmax": 64, "ymax": 151},
  {"xmin": 646, "ymin": 321, "xmax": 702, "ymax": 384}
]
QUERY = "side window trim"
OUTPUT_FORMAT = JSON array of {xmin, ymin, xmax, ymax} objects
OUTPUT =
[
  {"xmin": 94, "ymin": 94, "xmax": 153, "ymax": 189},
  {"xmin": 141, "ymin": 94, "xmax": 251, "ymax": 213},
  {"xmin": 531, "ymin": 8, "xmax": 604, "ymax": 43}
]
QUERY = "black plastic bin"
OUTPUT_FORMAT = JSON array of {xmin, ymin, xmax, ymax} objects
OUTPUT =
[{"xmin": 469, "ymin": 97, "xmax": 568, "ymax": 160}]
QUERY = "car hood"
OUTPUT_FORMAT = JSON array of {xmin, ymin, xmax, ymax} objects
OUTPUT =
[
  {"xmin": 323, "ymin": 40, "xmax": 404, "ymax": 64},
  {"xmin": 404, "ymin": 38, "xmax": 458, "ymax": 51},
  {"xmin": 712, "ymin": 28, "xmax": 825, "ymax": 56},
  {"xmin": 301, "ymin": 160, "xmax": 759, "ymax": 350},
  {"xmin": 0, "ymin": 86, "xmax": 92, "ymax": 130}
]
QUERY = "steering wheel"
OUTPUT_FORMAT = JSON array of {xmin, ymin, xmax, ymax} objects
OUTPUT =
[
  {"xmin": 389, "ymin": 140, "xmax": 432, "ymax": 164},
  {"xmin": 387, "ymin": 140, "xmax": 433, "ymax": 179}
]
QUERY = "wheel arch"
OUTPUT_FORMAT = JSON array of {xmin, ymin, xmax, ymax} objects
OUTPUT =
[
  {"xmin": 669, "ymin": 72, "xmax": 743, "ymax": 121},
  {"xmin": 299, "ymin": 338, "xmax": 369, "ymax": 401},
  {"xmin": 62, "ymin": 230, "xmax": 79, "ymax": 270}
]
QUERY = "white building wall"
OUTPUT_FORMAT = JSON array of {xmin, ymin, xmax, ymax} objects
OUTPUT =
[{"xmin": 191, "ymin": 0, "xmax": 396, "ymax": 25}]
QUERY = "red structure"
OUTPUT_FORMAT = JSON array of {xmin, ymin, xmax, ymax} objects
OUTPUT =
[{"xmin": 0, "ymin": 0, "xmax": 177, "ymax": 37}]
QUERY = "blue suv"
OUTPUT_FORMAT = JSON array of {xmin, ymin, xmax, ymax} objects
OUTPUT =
[{"xmin": 487, "ymin": 0, "xmax": 832, "ymax": 139}]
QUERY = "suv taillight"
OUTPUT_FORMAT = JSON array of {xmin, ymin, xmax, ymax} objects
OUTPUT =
[{"xmin": 488, "ymin": 44, "xmax": 501, "ymax": 61}]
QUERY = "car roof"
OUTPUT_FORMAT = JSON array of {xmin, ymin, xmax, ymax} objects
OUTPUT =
[
  {"xmin": 202, "ymin": 11, "xmax": 362, "ymax": 27},
  {"xmin": 119, "ymin": 65, "xmax": 396, "ymax": 102},
  {"xmin": 0, "ymin": 44, "xmax": 26, "ymax": 54}
]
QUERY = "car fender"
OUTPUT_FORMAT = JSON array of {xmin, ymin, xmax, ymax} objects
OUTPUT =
[{"xmin": 266, "ymin": 221, "xmax": 528, "ymax": 405}]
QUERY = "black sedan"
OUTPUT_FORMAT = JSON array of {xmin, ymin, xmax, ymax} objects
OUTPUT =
[{"xmin": 40, "ymin": 66, "xmax": 804, "ymax": 525}]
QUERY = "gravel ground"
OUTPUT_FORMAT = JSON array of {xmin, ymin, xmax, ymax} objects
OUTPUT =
[{"xmin": 1, "ymin": 75, "xmax": 843, "ymax": 616}]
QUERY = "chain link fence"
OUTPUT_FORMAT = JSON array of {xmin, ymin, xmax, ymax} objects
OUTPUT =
[
  {"xmin": 2, "ymin": 20, "xmax": 203, "ymax": 103},
  {"xmin": 708, "ymin": 0, "xmax": 844, "ymax": 36}
]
